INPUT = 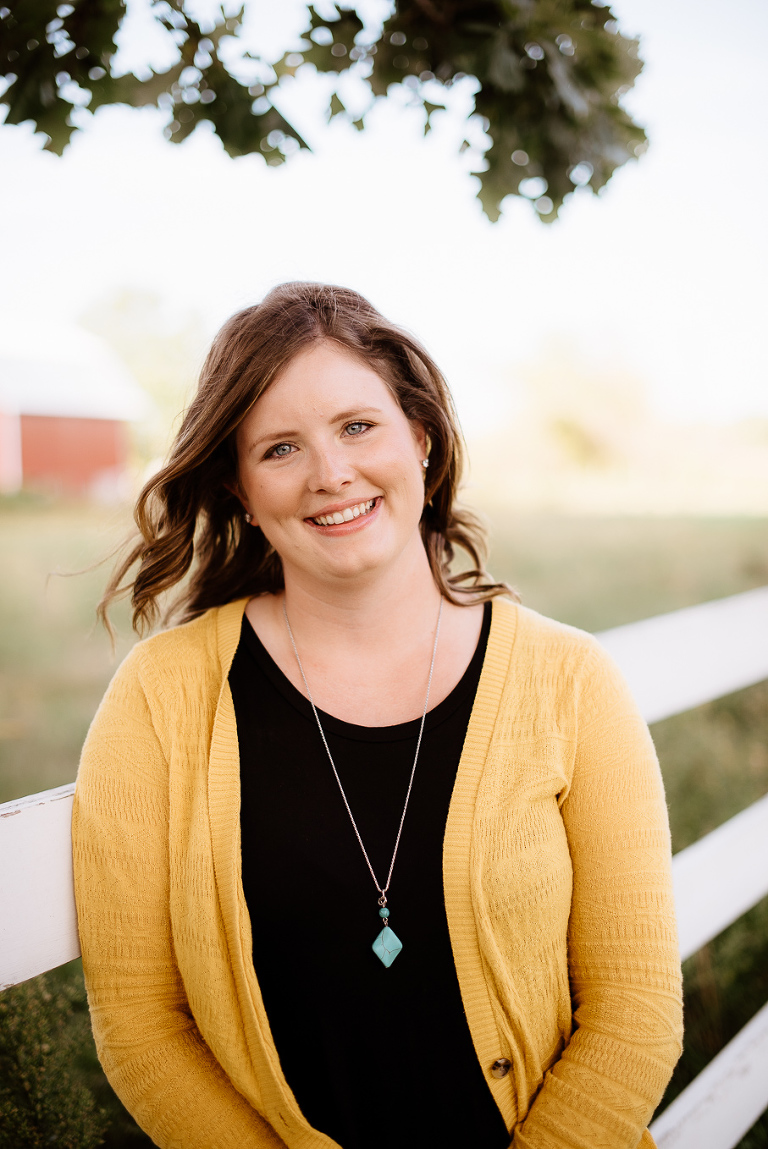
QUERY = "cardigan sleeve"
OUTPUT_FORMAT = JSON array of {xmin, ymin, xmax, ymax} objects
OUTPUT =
[
  {"xmin": 512, "ymin": 640, "xmax": 683, "ymax": 1149},
  {"xmin": 72, "ymin": 649, "xmax": 287, "ymax": 1149}
]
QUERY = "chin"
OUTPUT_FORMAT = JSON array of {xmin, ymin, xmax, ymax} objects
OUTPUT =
[
  {"xmin": 313, "ymin": 537, "xmax": 403, "ymax": 583},
  {"xmin": 280, "ymin": 513, "xmax": 422, "ymax": 586},
  {"xmin": 317, "ymin": 553, "xmax": 389, "ymax": 583}
]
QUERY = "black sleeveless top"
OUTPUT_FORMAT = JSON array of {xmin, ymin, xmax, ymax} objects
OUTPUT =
[{"xmin": 229, "ymin": 604, "xmax": 508, "ymax": 1148}]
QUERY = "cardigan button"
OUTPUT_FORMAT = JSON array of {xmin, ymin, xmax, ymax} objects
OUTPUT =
[{"xmin": 490, "ymin": 1058, "xmax": 511, "ymax": 1079}]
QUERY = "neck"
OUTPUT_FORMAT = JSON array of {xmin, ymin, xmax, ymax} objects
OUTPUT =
[{"xmin": 279, "ymin": 540, "xmax": 441, "ymax": 648}]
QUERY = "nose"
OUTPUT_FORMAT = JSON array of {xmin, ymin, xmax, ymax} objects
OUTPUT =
[{"xmin": 306, "ymin": 439, "xmax": 356, "ymax": 494}]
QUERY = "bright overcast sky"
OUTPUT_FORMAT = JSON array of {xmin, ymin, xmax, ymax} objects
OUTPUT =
[{"xmin": 1, "ymin": 0, "xmax": 766, "ymax": 434}]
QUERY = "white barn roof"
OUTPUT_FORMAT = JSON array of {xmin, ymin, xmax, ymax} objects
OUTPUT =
[{"xmin": 0, "ymin": 318, "xmax": 149, "ymax": 422}]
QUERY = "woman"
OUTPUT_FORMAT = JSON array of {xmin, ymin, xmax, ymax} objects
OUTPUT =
[{"xmin": 73, "ymin": 282, "xmax": 683, "ymax": 1149}]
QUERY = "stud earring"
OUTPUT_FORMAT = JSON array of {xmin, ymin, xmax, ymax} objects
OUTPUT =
[
  {"xmin": 421, "ymin": 458, "xmax": 429, "ymax": 468},
  {"xmin": 244, "ymin": 513, "xmax": 252, "ymax": 524}
]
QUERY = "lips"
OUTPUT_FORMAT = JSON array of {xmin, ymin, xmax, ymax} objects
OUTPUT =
[{"xmin": 309, "ymin": 498, "xmax": 378, "ymax": 526}]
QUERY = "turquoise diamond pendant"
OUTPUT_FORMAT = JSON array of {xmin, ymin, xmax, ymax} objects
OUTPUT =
[
  {"xmin": 372, "ymin": 925, "xmax": 402, "ymax": 967},
  {"xmin": 372, "ymin": 905, "xmax": 402, "ymax": 967}
]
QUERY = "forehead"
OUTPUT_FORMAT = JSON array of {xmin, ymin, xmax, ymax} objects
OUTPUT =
[{"xmin": 251, "ymin": 341, "xmax": 400, "ymax": 423}]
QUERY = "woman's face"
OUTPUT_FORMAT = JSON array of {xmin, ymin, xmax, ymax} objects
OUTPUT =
[{"xmin": 235, "ymin": 340, "xmax": 428, "ymax": 588}]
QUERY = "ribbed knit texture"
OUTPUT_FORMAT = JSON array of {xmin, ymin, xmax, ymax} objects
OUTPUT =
[{"xmin": 72, "ymin": 597, "xmax": 682, "ymax": 1149}]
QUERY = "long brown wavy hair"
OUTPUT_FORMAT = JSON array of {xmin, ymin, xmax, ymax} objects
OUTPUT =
[{"xmin": 99, "ymin": 282, "xmax": 514, "ymax": 635}]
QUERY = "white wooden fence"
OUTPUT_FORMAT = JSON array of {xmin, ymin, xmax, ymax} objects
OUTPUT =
[{"xmin": 2, "ymin": 587, "xmax": 768, "ymax": 1147}]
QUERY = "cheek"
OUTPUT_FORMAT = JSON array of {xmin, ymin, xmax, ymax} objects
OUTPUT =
[
  {"xmin": 244, "ymin": 473, "xmax": 290, "ymax": 523},
  {"xmin": 370, "ymin": 432, "xmax": 423, "ymax": 479}
]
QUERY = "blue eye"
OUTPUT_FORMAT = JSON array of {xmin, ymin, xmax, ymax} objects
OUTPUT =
[
  {"xmin": 269, "ymin": 443, "xmax": 293, "ymax": 458},
  {"xmin": 346, "ymin": 422, "xmax": 369, "ymax": 436}
]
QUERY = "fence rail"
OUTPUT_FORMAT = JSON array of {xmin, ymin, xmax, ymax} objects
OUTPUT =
[
  {"xmin": 650, "ymin": 1001, "xmax": 768, "ymax": 1149},
  {"xmin": 0, "ymin": 783, "xmax": 79, "ymax": 990},
  {"xmin": 596, "ymin": 585, "xmax": 768, "ymax": 724},
  {"xmin": 2, "ymin": 587, "xmax": 768, "ymax": 1146}
]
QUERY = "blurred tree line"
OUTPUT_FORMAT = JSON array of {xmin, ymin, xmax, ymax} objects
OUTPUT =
[
  {"xmin": 2, "ymin": 0, "xmax": 646, "ymax": 219},
  {"xmin": 80, "ymin": 290, "xmax": 207, "ymax": 466}
]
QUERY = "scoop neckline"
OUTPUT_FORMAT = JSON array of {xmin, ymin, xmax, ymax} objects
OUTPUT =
[{"xmin": 235, "ymin": 602, "xmax": 492, "ymax": 744}]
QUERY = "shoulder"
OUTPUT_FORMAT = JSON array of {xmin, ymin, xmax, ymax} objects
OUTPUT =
[
  {"xmin": 112, "ymin": 599, "xmax": 248, "ymax": 705},
  {"xmin": 491, "ymin": 597, "xmax": 628, "ymax": 707},
  {"xmin": 492, "ymin": 596, "xmax": 604, "ymax": 666}
]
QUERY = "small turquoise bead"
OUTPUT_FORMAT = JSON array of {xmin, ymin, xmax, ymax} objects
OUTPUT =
[{"xmin": 378, "ymin": 907, "xmax": 390, "ymax": 919}]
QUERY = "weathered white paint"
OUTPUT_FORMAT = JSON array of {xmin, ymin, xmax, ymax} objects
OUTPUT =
[
  {"xmin": 672, "ymin": 792, "xmax": 768, "ymax": 963},
  {"xmin": 596, "ymin": 587, "xmax": 768, "ymax": 724},
  {"xmin": 0, "ymin": 783, "xmax": 80, "ymax": 989},
  {"xmin": 650, "ymin": 999, "xmax": 768, "ymax": 1149}
]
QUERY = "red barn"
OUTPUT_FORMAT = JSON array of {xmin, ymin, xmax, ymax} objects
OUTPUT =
[{"xmin": 0, "ymin": 324, "xmax": 147, "ymax": 498}]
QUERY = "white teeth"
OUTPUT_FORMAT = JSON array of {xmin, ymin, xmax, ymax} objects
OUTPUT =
[{"xmin": 312, "ymin": 499, "xmax": 375, "ymax": 526}]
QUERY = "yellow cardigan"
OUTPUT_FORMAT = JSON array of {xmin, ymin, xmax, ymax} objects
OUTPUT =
[{"xmin": 72, "ymin": 597, "xmax": 682, "ymax": 1149}]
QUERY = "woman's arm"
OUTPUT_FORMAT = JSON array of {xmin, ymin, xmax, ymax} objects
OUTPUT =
[
  {"xmin": 72, "ymin": 649, "xmax": 287, "ymax": 1149},
  {"xmin": 513, "ymin": 641, "xmax": 683, "ymax": 1149}
]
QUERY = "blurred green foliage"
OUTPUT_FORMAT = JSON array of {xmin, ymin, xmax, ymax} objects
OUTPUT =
[
  {"xmin": 487, "ymin": 513, "xmax": 768, "ymax": 634},
  {"xmin": 79, "ymin": 289, "xmax": 207, "ymax": 464},
  {"xmin": 0, "ymin": 965, "xmax": 108, "ymax": 1148},
  {"xmin": 0, "ymin": 497, "xmax": 134, "ymax": 805},
  {"xmin": 1, "ymin": 501, "xmax": 767, "ymax": 1144},
  {"xmin": 0, "ymin": 0, "xmax": 303, "ymax": 158},
  {"xmin": 294, "ymin": 0, "xmax": 645, "ymax": 220},
  {"xmin": 1, "ymin": 0, "xmax": 645, "ymax": 219}
]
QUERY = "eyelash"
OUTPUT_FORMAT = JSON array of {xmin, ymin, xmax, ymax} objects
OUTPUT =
[
  {"xmin": 264, "ymin": 421, "xmax": 373, "ymax": 459},
  {"xmin": 266, "ymin": 443, "xmax": 294, "ymax": 459}
]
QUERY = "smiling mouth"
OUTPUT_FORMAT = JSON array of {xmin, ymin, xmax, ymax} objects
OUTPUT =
[{"xmin": 310, "ymin": 498, "xmax": 378, "ymax": 526}]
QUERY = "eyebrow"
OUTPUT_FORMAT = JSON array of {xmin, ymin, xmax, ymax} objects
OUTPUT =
[{"xmin": 247, "ymin": 407, "xmax": 385, "ymax": 452}]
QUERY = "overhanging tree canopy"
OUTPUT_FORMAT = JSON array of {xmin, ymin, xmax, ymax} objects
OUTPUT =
[{"xmin": 0, "ymin": 0, "xmax": 646, "ymax": 220}]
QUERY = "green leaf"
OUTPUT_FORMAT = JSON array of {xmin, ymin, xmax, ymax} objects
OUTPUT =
[{"xmin": 0, "ymin": 0, "xmax": 647, "ymax": 222}]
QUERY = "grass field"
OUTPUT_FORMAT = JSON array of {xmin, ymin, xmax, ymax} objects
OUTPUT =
[
  {"xmin": 1, "ymin": 498, "xmax": 767, "ymax": 1145},
  {"xmin": 0, "ymin": 499, "xmax": 134, "ymax": 805}
]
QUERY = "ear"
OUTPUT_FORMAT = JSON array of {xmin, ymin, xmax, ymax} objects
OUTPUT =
[
  {"xmin": 225, "ymin": 480, "xmax": 258, "ymax": 527},
  {"xmin": 410, "ymin": 420, "xmax": 428, "ymax": 460}
]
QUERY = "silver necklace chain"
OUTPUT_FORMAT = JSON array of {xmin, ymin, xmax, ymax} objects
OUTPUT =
[{"xmin": 282, "ymin": 596, "xmax": 444, "ymax": 906}]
